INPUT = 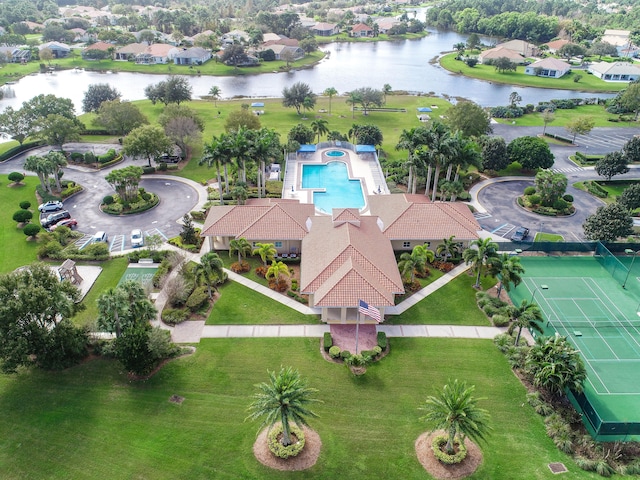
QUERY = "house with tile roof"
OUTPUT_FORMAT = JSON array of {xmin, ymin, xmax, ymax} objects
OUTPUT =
[
  {"xmin": 312, "ymin": 22, "xmax": 339, "ymax": 36},
  {"xmin": 300, "ymin": 209, "xmax": 404, "ymax": 322},
  {"xmin": 543, "ymin": 39, "xmax": 570, "ymax": 54},
  {"xmin": 351, "ymin": 23, "xmax": 373, "ymax": 38},
  {"xmin": 136, "ymin": 43, "xmax": 175, "ymax": 64},
  {"xmin": 478, "ymin": 46, "xmax": 525, "ymax": 64},
  {"xmin": 114, "ymin": 43, "xmax": 148, "ymax": 61},
  {"xmin": 201, "ymin": 194, "xmax": 480, "ymax": 323},
  {"xmin": 588, "ymin": 61, "xmax": 640, "ymax": 82},
  {"xmin": 497, "ymin": 39, "xmax": 539, "ymax": 57},
  {"xmin": 82, "ymin": 41, "xmax": 113, "ymax": 59},
  {"xmin": 524, "ymin": 58, "xmax": 571, "ymax": 78}
]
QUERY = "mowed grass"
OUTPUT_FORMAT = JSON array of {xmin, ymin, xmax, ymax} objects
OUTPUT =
[
  {"xmin": 388, "ymin": 272, "xmax": 496, "ymax": 325},
  {"xmin": 207, "ymin": 281, "xmax": 318, "ymax": 325},
  {"xmin": 493, "ymin": 104, "xmax": 637, "ymax": 128},
  {"xmin": 0, "ymin": 337, "xmax": 600, "ymax": 480},
  {"xmin": 0, "ymin": 176, "xmax": 42, "ymax": 273}
]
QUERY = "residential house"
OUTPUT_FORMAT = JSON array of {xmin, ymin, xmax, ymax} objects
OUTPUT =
[
  {"xmin": 312, "ymin": 22, "xmax": 339, "ymax": 37},
  {"xmin": 39, "ymin": 41, "xmax": 71, "ymax": 58},
  {"xmin": 265, "ymin": 44, "xmax": 304, "ymax": 61},
  {"xmin": 23, "ymin": 21, "xmax": 44, "ymax": 32},
  {"xmin": 222, "ymin": 29, "xmax": 249, "ymax": 45},
  {"xmin": 136, "ymin": 43, "xmax": 174, "ymax": 64},
  {"xmin": 0, "ymin": 47, "xmax": 31, "ymax": 63},
  {"xmin": 375, "ymin": 18, "xmax": 400, "ymax": 34},
  {"xmin": 601, "ymin": 29, "xmax": 637, "ymax": 57},
  {"xmin": 262, "ymin": 35, "xmax": 299, "ymax": 48},
  {"xmin": 478, "ymin": 46, "xmax": 525, "ymax": 64},
  {"xmin": 588, "ymin": 61, "xmax": 640, "ymax": 82},
  {"xmin": 172, "ymin": 46, "xmax": 212, "ymax": 65},
  {"xmin": 367, "ymin": 194, "xmax": 479, "ymax": 251},
  {"xmin": 524, "ymin": 58, "xmax": 571, "ymax": 78},
  {"xmin": 543, "ymin": 39, "xmax": 570, "ymax": 54},
  {"xmin": 69, "ymin": 28, "xmax": 91, "ymax": 43},
  {"xmin": 498, "ymin": 39, "xmax": 539, "ymax": 57},
  {"xmin": 300, "ymin": 209, "xmax": 404, "ymax": 323},
  {"xmin": 82, "ymin": 41, "xmax": 113, "ymax": 59},
  {"xmin": 114, "ymin": 43, "xmax": 148, "ymax": 61},
  {"xmin": 351, "ymin": 23, "xmax": 373, "ymax": 38}
]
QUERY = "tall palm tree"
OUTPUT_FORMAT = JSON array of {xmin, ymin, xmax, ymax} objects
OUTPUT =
[
  {"xmin": 253, "ymin": 242, "xmax": 277, "ymax": 266},
  {"xmin": 229, "ymin": 237, "xmax": 252, "ymax": 264},
  {"xmin": 396, "ymin": 126, "xmax": 428, "ymax": 194},
  {"xmin": 310, "ymin": 119, "xmax": 329, "ymax": 143},
  {"xmin": 436, "ymin": 235, "xmax": 460, "ymax": 262},
  {"xmin": 44, "ymin": 150, "xmax": 67, "ymax": 192},
  {"xmin": 197, "ymin": 252, "xmax": 225, "ymax": 298},
  {"xmin": 24, "ymin": 155, "xmax": 52, "ymax": 193},
  {"xmin": 229, "ymin": 126, "xmax": 252, "ymax": 184},
  {"xmin": 208, "ymin": 85, "xmax": 221, "ymax": 106},
  {"xmin": 447, "ymin": 134, "xmax": 481, "ymax": 201},
  {"xmin": 420, "ymin": 379, "xmax": 491, "ymax": 456},
  {"xmin": 508, "ymin": 300, "xmax": 544, "ymax": 345},
  {"xmin": 487, "ymin": 253, "xmax": 525, "ymax": 296},
  {"xmin": 346, "ymin": 91, "xmax": 362, "ymax": 119},
  {"xmin": 246, "ymin": 366, "xmax": 321, "ymax": 447},
  {"xmin": 423, "ymin": 122, "xmax": 456, "ymax": 202},
  {"xmin": 249, "ymin": 128, "xmax": 280, "ymax": 198},
  {"xmin": 201, "ymin": 138, "xmax": 226, "ymax": 205},
  {"xmin": 323, "ymin": 87, "xmax": 338, "ymax": 114},
  {"xmin": 97, "ymin": 287, "xmax": 128, "ymax": 338},
  {"xmin": 462, "ymin": 238, "xmax": 498, "ymax": 289},
  {"xmin": 383, "ymin": 83, "xmax": 392, "ymax": 103}
]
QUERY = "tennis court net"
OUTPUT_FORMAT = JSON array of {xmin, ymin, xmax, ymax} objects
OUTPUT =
[
  {"xmin": 551, "ymin": 319, "xmax": 640, "ymax": 330},
  {"xmin": 594, "ymin": 241, "xmax": 629, "ymax": 287}
]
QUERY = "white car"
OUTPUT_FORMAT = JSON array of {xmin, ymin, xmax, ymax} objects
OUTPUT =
[{"xmin": 131, "ymin": 229, "xmax": 144, "ymax": 248}]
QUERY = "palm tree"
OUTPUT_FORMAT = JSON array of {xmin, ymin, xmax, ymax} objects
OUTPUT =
[
  {"xmin": 229, "ymin": 126, "xmax": 252, "ymax": 184},
  {"xmin": 44, "ymin": 150, "xmax": 67, "ymax": 192},
  {"xmin": 436, "ymin": 235, "xmax": 460, "ymax": 262},
  {"xmin": 253, "ymin": 242, "xmax": 277, "ymax": 266},
  {"xmin": 209, "ymin": 85, "xmax": 221, "ymax": 106},
  {"xmin": 420, "ymin": 379, "xmax": 491, "ymax": 456},
  {"xmin": 24, "ymin": 155, "xmax": 52, "ymax": 193},
  {"xmin": 197, "ymin": 252, "xmax": 225, "ymax": 298},
  {"xmin": 246, "ymin": 366, "xmax": 321, "ymax": 447},
  {"xmin": 310, "ymin": 119, "xmax": 329, "ymax": 143},
  {"xmin": 383, "ymin": 83, "xmax": 392, "ymax": 103},
  {"xmin": 229, "ymin": 237, "xmax": 252, "ymax": 264},
  {"xmin": 398, "ymin": 245, "xmax": 434, "ymax": 283},
  {"xmin": 508, "ymin": 300, "xmax": 544, "ymax": 345},
  {"xmin": 423, "ymin": 122, "xmax": 457, "ymax": 202},
  {"xmin": 266, "ymin": 260, "xmax": 290, "ymax": 284},
  {"xmin": 396, "ymin": 126, "xmax": 428, "ymax": 194},
  {"xmin": 323, "ymin": 87, "xmax": 338, "ymax": 114},
  {"xmin": 97, "ymin": 287, "xmax": 128, "ymax": 338},
  {"xmin": 346, "ymin": 91, "xmax": 362, "ymax": 119},
  {"xmin": 201, "ymin": 139, "xmax": 226, "ymax": 205},
  {"xmin": 487, "ymin": 253, "xmax": 525, "ymax": 296},
  {"xmin": 249, "ymin": 128, "xmax": 280, "ymax": 198},
  {"xmin": 462, "ymin": 238, "xmax": 498, "ymax": 289}
]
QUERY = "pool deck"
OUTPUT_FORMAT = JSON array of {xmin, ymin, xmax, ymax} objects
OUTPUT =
[{"xmin": 282, "ymin": 145, "xmax": 387, "ymax": 213}]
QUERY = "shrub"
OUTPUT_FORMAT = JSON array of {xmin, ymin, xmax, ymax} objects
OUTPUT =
[
  {"xmin": 482, "ymin": 305, "xmax": 497, "ymax": 317},
  {"xmin": 8, "ymin": 172, "xmax": 24, "ymax": 183},
  {"xmin": 323, "ymin": 332, "xmax": 332, "ymax": 351},
  {"xmin": 373, "ymin": 345, "xmax": 382, "ymax": 355},
  {"xmin": 162, "ymin": 308, "xmax": 190, "ymax": 326},
  {"xmin": 147, "ymin": 326, "xmax": 181, "ymax": 361},
  {"xmin": 492, "ymin": 314, "xmax": 509, "ymax": 327},
  {"xmin": 186, "ymin": 286, "xmax": 209, "ymax": 311},
  {"xmin": 563, "ymin": 194, "xmax": 574, "ymax": 202},
  {"xmin": 37, "ymin": 240, "xmax": 63, "ymax": 258},
  {"xmin": 255, "ymin": 265, "xmax": 267, "ymax": 278},
  {"xmin": 13, "ymin": 209, "xmax": 33, "ymax": 224},
  {"xmin": 291, "ymin": 279, "xmax": 298, "ymax": 291},
  {"xmin": 142, "ymin": 166, "xmax": 156, "ymax": 174},
  {"xmin": 103, "ymin": 195, "xmax": 114, "ymax": 205},
  {"xmin": 524, "ymin": 186, "xmax": 536, "ymax": 195},
  {"xmin": 340, "ymin": 350, "xmax": 352, "ymax": 359},
  {"xmin": 230, "ymin": 261, "xmax": 250, "ymax": 273},
  {"xmin": 552, "ymin": 198, "xmax": 569, "ymax": 211},
  {"xmin": 19, "ymin": 200, "xmax": 31, "ymax": 209},
  {"xmin": 431, "ymin": 435, "xmax": 467, "ymax": 464},
  {"xmin": 528, "ymin": 194, "xmax": 541, "ymax": 205},
  {"xmin": 190, "ymin": 210, "xmax": 206, "ymax": 221},
  {"xmin": 267, "ymin": 423, "xmax": 305, "ymax": 459},
  {"xmin": 82, "ymin": 242, "xmax": 109, "ymax": 259},
  {"xmin": 586, "ymin": 181, "xmax": 608, "ymax": 198},
  {"xmin": 433, "ymin": 261, "xmax": 455, "ymax": 273},
  {"xmin": 23, "ymin": 224, "xmax": 41, "ymax": 237},
  {"xmin": 157, "ymin": 162, "xmax": 168, "ymax": 171},
  {"xmin": 153, "ymin": 259, "xmax": 171, "ymax": 288},
  {"xmin": 329, "ymin": 346, "xmax": 341, "ymax": 358},
  {"xmin": 377, "ymin": 331, "xmax": 387, "ymax": 349}
]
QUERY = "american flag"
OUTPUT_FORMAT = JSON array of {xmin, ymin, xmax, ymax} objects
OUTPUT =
[{"xmin": 358, "ymin": 300, "xmax": 381, "ymax": 322}]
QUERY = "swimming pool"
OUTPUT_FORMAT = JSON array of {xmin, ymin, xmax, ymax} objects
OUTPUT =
[
  {"xmin": 302, "ymin": 162, "xmax": 365, "ymax": 213},
  {"xmin": 326, "ymin": 150, "xmax": 345, "ymax": 157}
]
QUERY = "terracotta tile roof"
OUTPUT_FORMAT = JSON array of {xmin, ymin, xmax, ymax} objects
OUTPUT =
[
  {"xmin": 368, "ymin": 194, "xmax": 479, "ymax": 241},
  {"xmin": 352, "ymin": 23, "xmax": 373, "ymax": 32},
  {"xmin": 529, "ymin": 58, "xmax": 571, "ymax": 70},
  {"xmin": 479, "ymin": 46, "xmax": 524, "ymax": 62},
  {"xmin": 147, "ymin": 43, "xmax": 173, "ymax": 56},
  {"xmin": 544, "ymin": 39, "xmax": 570, "ymax": 51},
  {"xmin": 300, "ymin": 214, "xmax": 403, "ymax": 307},
  {"xmin": 84, "ymin": 41, "xmax": 112, "ymax": 51}
]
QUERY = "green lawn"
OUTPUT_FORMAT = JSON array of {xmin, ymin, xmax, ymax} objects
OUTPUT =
[
  {"xmin": 440, "ymin": 53, "xmax": 626, "ymax": 93},
  {"xmin": 0, "ymin": 337, "xmax": 600, "ymax": 480},
  {"xmin": 534, "ymin": 232, "xmax": 564, "ymax": 242},
  {"xmin": 0, "ymin": 176, "xmax": 42, "ymax": 274},
  {"xmin": 207, "ymin": 281, "xmax": 318, "ymax": 325},
  {"xmin": 493, "ymin": 104, "xmax": 639, "ymax": 128},
  {"xmin": 573, "ymin": 179, "xmax": 640, "ymax": 205},
  {"xmin": 388, "ymin": 272, "xmax": 496, "ymax": 325}
]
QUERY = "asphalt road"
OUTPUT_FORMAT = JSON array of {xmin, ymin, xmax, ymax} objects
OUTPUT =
[{"xmin": 0, "ymin": 144, "xmax": 200, "ymax": 248}]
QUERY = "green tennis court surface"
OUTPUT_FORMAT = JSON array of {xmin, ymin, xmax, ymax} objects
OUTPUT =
[
  {"xmin": 117, "ymin": 265, "xmax": 158, "ymax": 288},
  {"xmin": 509, "ymin": 256, "xmax": 640, "ymax": 441}
]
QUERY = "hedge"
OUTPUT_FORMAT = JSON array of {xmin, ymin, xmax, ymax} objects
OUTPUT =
[
  {"xmin": 377, "ymin": 331, "xmax": 387, "ymax": 349},
  {"xmin": 431, "ymin": 435, "xmax": 468, "ymax": 465},
  {"xmin": 585, "ymin": 180, "xmax": 608, "ymax": 198},
  {"xmin": 267, "ymin": 423, "xmax": 305, "ymax": 459},
  {"xmin": 323, "ymin": 332, "xmax": 332, "ymax": 351},
  {"xmin": 0, "ymin": 140, "xmax": 44, "ymax": 162},
  {"xmin": 544, "ymin": 132, "xmax": 573, "ymax": 143}
]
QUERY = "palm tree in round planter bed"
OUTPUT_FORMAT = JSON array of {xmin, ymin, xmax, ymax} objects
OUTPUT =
[
  {"xmin": 420, "ymin": 379, "xmax": 491, "ymax": 461},
  {"xmin": 247, "ymin": 366, "xmax": 321, "ymax": 457}
]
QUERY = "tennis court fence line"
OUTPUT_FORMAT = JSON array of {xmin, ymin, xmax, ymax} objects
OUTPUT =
[
  {"xmin": 493, "ymin": 241, "xmax": 640, "ymax": 254},
  {"xmin": 569, "ymin": 390, "xmax": 640, "ymax": 441}
]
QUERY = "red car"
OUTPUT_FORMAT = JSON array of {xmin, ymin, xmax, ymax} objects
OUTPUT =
[{"xmin": 50, "ymin": 218, "xmax": 77, "ymax": 231}]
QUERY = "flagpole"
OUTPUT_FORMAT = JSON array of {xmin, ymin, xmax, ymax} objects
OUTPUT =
[{"xmin": 355, "ymin": 309, "xmax": 360, "ymax": 355}]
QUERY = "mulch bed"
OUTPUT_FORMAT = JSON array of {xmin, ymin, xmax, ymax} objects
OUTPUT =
[
  {"xmin": 415, "ymin": 431, "xmax": 483, "ymax": 479},
  {"xmin": 253, "ymin": 425, "xmax": 321, "ymax": 471}
]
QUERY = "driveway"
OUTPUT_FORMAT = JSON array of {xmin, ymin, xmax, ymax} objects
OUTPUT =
[{"xmin": 0, "ymin": 144, "xmax": 207, "ymax": 248}]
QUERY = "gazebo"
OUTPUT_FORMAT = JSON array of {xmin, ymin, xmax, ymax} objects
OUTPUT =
[{"xmin": 58, "ymin": 259, "xmax": 83, "ymax": 285}]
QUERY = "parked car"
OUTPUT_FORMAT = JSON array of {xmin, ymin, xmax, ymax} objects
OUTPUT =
[
  {"xmin": 38, "ymin": 201, "xmax": 63, "ymax": 213},
  {"xmin": 156, "ymin": 154, "xmax": 180, "ymax": 164},
  {"xmin": 130, "ymin": 229, "xmax": 144, "ymax": 248},
  {"xmin": 511, "ymin": 226, "xmax": 530, "ymax": 242},
  {"xmin": 42, "ymin": 210, "xmax": 71, "ymax": 229},
  {"xmin": 91, "ymin": 231, "xmax": 108, "ymax": 244},
  {"xmin": 50, "ymin": 218, "xmax": 77, "ymax": 231}
]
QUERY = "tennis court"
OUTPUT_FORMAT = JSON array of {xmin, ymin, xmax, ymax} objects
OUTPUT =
[
  {"xmin": 117, "ymin": 264, "xmax": 158, "ymax": 288},
  {"xmin": 509, "ymin": 255, "xmax": 640, "ymax": 441}
]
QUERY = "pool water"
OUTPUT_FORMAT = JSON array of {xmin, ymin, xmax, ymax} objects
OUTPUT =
[
  {"xmin": 326, "ymin": 150, "xmax": 345, "ymax": 157},
  {"xmin": 302, "ymin": 162, "xmax": 364, "ymax": 213}
]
